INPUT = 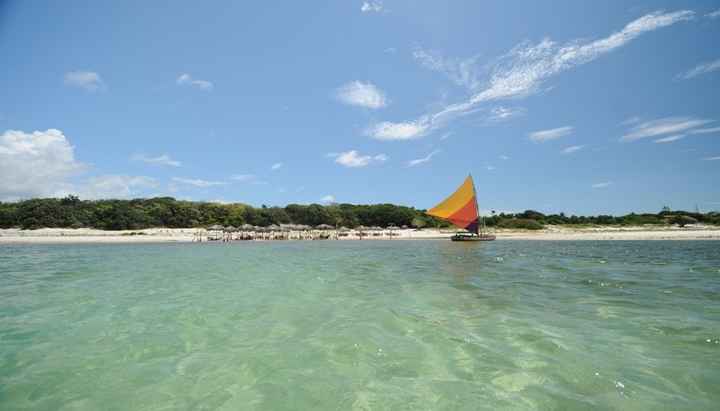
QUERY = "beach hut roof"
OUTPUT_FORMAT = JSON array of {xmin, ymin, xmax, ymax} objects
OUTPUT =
[
  {"xmin": 208, "ymin": 224, "xmax": 224, "ymax": 230},
  {"xmin": 316, "ymin": 224, "xmax": 334, "ymax": 230},
  {"xmin": 241, "ymin": 224, "xmax": 254, "ymax": 230},
  {"xmin": 339, "ymin": 226, "xmax": 350, "ymax": 232},
  {"xmin": 224, "ymin": 225, "xmax": 236, "ymax": 232}
]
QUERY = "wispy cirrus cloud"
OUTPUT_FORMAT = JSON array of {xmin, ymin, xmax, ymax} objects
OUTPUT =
[
  {"xmin": 230, "ymin": 174, "xmax": 267, "ymax": 185},
  {"xmin": 336, "ymin": 81, "xmax": 387, "ymax": 109},
  {"xmin": 171, "ymin": 177, "xmax": 227, "ymax": 187},
  {"xmin": 499, "ymin": 155, "xmax": 510, "ymax": 160},
  {"xmin": 271, "ymin": 162, "xmax": 283, "ymax": 171},
  {"xmin": 487, "ymin": 106, "xmax": 526, "ymax": 122},
  {"xmin": 64, "ymin": 71, "xmax": 104, "ymax": 92},
  {"xmin": 177, "ymin": 73, "xmax": 213, "ymax": 91},
  {"xmin": 561, "ymin": 145, "xmax": 584, "ymax": 154},
  {"xmin": 407, "ymin": 150, "xmax": 440, "ymax": 167},
  {"xmin": 620, "ymin": 116, "xmax": 714, "ymax": 142},
  {"xmin": 592, "ymin": 182, "xmax": 612, "ymax": 189},
  {"xmin": 707, "ymin": 9, "xmax": 720, "ymax": 18},
  {"xmin": 366, "ymin": 117, "xmax": 430, "ymax": 140},
  {"xmin": 677, "ymin": 58, "xmax": 720, "ymax": 80},
  {"xmin": 132, "ymin": 153, "xmax": 181, "ymax": 167},
  {"xmin": 653, "ymin": 135, "xmax": 685, "ymax": 143},
  {"xmin": 690, "ymin": 126, "xmax": 720, "ymax": 135},
  {"xmin": 703, "ymin": 156, "xmax": 720, "ymax": 161},
  {"xmin": 367, "ymin": 10, "xmax": 694, "ymax": 140},
  {"xmin": 360, "ymin": 1, "xmax": 383, "ymax": 13},
  {"xmin": 329, "ymin": 150, "xmax": 388, "ymax": 168},
  {"xmin": 413, "ymin": 48, "xmax": 482, "ymax": 90},
  {"xmin": 529, "ymin": 126, "xmax": 573, "ymax": 142}
]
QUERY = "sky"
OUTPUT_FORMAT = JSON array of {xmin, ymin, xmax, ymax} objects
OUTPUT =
[{"xmin": 1, "ymin": 0, "xmax": 720, "ymax": 215}]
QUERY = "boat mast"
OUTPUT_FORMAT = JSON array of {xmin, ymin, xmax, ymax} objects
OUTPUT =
[{"xmin": 470, "ymin": 174, "xmax": 484, "ymax": 236}]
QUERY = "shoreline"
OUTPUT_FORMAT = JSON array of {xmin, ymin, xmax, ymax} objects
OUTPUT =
[{"xmin": 2, "ymin": 226, "xmax": 720, "ymax": 244}]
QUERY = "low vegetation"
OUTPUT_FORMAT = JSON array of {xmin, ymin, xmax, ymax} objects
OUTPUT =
[{"xmin": 0, "ymin": 197, "xmax": 717, "ymax": 231}]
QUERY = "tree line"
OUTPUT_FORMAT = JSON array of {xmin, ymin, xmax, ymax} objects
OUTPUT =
[
  {"xmin": 0, "ymin": 196, "xmax": 444, "ymax": 230},
  {"xmin": 0, "ymin": 196, "xmax": 717, "ymax": 230}
]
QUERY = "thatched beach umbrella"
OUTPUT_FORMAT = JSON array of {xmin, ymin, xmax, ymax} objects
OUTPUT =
[{"xmin": 316, "ymin": 224, "xmax": 333, "ymax": 230}]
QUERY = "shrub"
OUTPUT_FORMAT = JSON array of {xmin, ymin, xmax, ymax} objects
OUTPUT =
[
  {"xmin": 669, "ymin": 215, "xmax": 698, "ymax": 227},
  {"xmin": 497, "ymin": 218, "xmax": 544, "ymax": 230}
]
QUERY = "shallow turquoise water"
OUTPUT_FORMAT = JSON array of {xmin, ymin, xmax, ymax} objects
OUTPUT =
[{"xmin": 1, "ymin": 240, "xmax": 719, "ymax": 410}]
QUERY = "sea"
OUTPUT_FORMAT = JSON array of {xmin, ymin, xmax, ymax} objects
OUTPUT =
[{"xmin": 1, "ymin": 240, "xmax": 719, "ymax": 410}]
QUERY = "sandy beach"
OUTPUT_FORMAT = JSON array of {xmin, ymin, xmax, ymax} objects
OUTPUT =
[{"xmin": 1, "ymin": 225, "xmax": 720, "ymax": 244}]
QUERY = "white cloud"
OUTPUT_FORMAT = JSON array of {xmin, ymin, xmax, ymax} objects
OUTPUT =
[
  {"xmin": 703, "ymin": 156, "xmax": 720, "ymax": 161},
  {"xmin": 361, "ymin": 1, "xmax": 383, "ymax": 13},
  {"xmin": 561, "ymin": 145, "xmax": 584, "ymax": 154},
  {"xmin": 374, "ymin": 10, "xmax": 693, "ymax": 140},
  {"xmin": 320, "ymin": 195, "xmax": 335, "ymax": 203},
  {"xmin": 677, "ymin": 58, "xmax": 720, "ymax": 80},
  {"xmin": 488, "ymin": 106, "xmax": 526, "ymax": 122},
  {"xmin": 653, "ymin": 135, "xmax": 685, "ymax": 143},
  {"xmin": 621, "ymin": 116, "xmax": 714, "ymax": 141},
  {"xmin": 271, "ymin": 162, "xmax": 283, "ymax": 170},
  {"xmin": 384, "ymin": 47, "xmax": 397, "ymax": 54},
  {"xmin": 332, "ymin": 150, "xmax": 388, "ymax": 168},
  {"xmin": 486, "ymin": 165, "xmax": 496, "ymax": 171},
  {"xmin": 132, "ymin": 153, "xmax": 181, "ymax": 167},
  {"xmin": 529, "ymin": 126, "xmax": 573, "ymax": 142},
  {"xmin": 366, "ymin": 117, "xmax": 430, "ymax": 140},
  {"xmin": 0, "ymin": 129, "xmax": 160, "ymax": 200},
  {"xmin": 413, "ymin": 48, "xmax": 482, "ymax": 90},
  {"xmin": 592, "ymin": 182, "xmax": 612, "ymax": 188},
  {"xmin": 500, "ymin": 155, "xmax": 510, "ymax": 160},
  {"xmin": 335, "ymin": 81, "xmax": 387, "ymax": 109},
  {"xmin": 77, "ymin": 175, "xmax": 158, "ymax": 199},
  {"xmin": 0, "ymin": 129, "xmax": 85, "ymax": 200},
  {"xmin": 177, "ymin": 73, "xmax": 214, "ymax": 91},
  {"xmin": 707, "ymin": 9, "xmax": 720, "ymax": 18},
  {"xmin": 64, "ymin": 71, "xmax": 104, "ymax": 92},
  {"xmin": 439, "ymin": 132, "xmax": 452, "ymax": 141},
  {"xmin": 171, "ymin": 177, "xmax": 227, "ymax": 187},
  {"xmin": 407, "ymin": 150, "xmax": 440, "ymax": 167}
]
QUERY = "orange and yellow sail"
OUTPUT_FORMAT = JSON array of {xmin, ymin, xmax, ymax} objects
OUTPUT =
[{"xmin": 426, "ymin": 175, "xmax": 480, "ymax": 234}]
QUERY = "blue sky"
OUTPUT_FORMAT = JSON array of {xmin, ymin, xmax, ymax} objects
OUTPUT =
[{"xmin": 1, "ymin": 0, "xmax": 719, "ymax": 215}]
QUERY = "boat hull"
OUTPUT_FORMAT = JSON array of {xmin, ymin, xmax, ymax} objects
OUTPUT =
[{"xmin": 451, "ymin": 234, "xmax": 496, "ymax": 242}]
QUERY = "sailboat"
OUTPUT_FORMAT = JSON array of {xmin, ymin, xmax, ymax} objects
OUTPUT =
[{"xmin": 426, "ymin": 175, "xmax": 496, "ymax": 242}]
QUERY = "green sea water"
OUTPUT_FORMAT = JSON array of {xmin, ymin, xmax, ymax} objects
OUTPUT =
[{"xmin": 1, "ymin": 240, "xmax": 719, "ymax": 410}]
